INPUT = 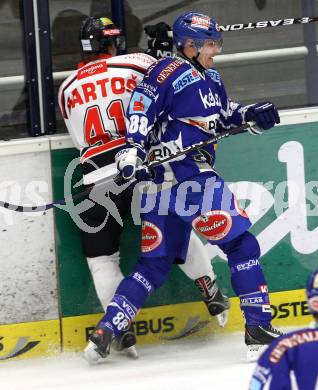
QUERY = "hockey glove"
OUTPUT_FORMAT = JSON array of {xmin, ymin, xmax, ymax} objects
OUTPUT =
[
  {"xmin": 115, "ymin": 147, "xmax": 151, "ymax": 182},
  {"xmin": 245, "ymin": 101, "xmax": 280, "ymax": 132},
  {"xmin": 144, "ymin": 22, "xmax": 173, "ymax": 59}
]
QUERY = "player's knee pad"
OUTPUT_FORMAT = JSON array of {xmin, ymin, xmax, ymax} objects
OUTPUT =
[
  {"xmin": 218, "ymin": 231, "xmax": 260, "ymax": 266},
  {"xmin": 87, "ymin": 252, "xmax": 124, "ymax": 310},
  {"xmin": 133, "ymin": 256, "xmax": 173, "ymax": 290}
]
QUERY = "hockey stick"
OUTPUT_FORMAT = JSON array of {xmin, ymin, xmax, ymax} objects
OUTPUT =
[
  {"xmin": 0, "ymin": 122, "xmax": 253, "ymax": 213},
  {"xmin": 147, "ymin": 122, "xmax": 252, "ymax": 169},
  {"xmin": 219, "ymin": 16, "xmax": 318, "ymax": 32}
]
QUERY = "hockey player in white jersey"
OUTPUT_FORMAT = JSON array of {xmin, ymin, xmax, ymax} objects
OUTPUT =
[{"xmin": 58, "ymin": 16, "xmax": 229, "ymax": 358}]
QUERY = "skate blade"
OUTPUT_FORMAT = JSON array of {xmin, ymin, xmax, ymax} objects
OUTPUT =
[
  {"xmin": 216, "ymin": 309, "xmax": 229, "ymax": 328},
  {"xmin": 123, "ymin": 345, "xmax": 138, "ymax": 359},
  {"xmin": 84, "ymin": 341, "xmax": 107, "ymax": 365},
  {"xmin": 246, "ymin": 344, "xmax": 268, "ymax": 362}
]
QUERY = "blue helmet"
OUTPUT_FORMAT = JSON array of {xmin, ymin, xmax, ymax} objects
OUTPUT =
[
  {"xmin": 306, "ymin": 269, "xmax": 318, "ymax": 314},
  {"xmin": 173, "ymin": 12, "xmax": 222, "ymax": 51}
]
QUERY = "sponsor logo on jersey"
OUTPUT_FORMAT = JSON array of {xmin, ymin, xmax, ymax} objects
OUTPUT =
[
  {"xmin": 144, "ymin": 61, "xmax": 160, "ymax": 78},
  {"xmin": 259, "ymin": 285, "xmax": 269, "ymax": 293},
  {"xmin": 269, "ymin": 330, "xmax": 318, "ymax": 363},
  {"xmin": 129, "ymin": 92, "xmax": 152, "ymax": 114},
  {"xmin": 156, "ymin": 59, "xmax": 184, "ymax": 83},
  {"xmin": 192, "ymin": 210, "xmax": 232, "ymax": 240},
  {"xmin": 241, "ymin": 296, "xmax": 264, "ymax": 305},
  {"xmin": 141, "ymin": 221, "xmax": 163, "ymax": 252},
  {"xmin": 148, "ymin": 133, "xmax": 183, "ymax": 162},
  {"xmin": 234, "ymin": 259, "xmax": 260, "ymax": 272},
  {"xmin": 240, "ymin": 291, "xmax": 271, "ymax": 312},
  {"xmin": 199, "ymin": 88, "xmax": 222, "ymax": 109},
  {"xmin": 271, "ymin": 300, "xmax": 311, "ymax": 319},
  {"xmin": 78, "ymin": 61, "xmax": 108, "ymax": 80},
  {"xmin": 138, "ymin": 82, "xmax": 158, "ymax": 98},
  {"xmin": 251, "ymin": 364, "xmax": 270, "ymax": 386},
  {"xmin": 118, "ymin": 299, "xmax": 136, "ymax": 319},
  {"xmin": 132, "ymin": 272, "xmax": 152, "ymax": 293},
  {"xmin": 186, "ymin": 116, "xmax": 218, "ymax": 135},
  {"xmin": 206, "ymin": 69, "xmax": 221, "ymax": 85},
  {"xmin": 172, "ymin": 68, "xmax": 200, "ymax": 93},
  {"xmin": 191, "ymin": 15, "xmax": 211, "ymax": 30}
]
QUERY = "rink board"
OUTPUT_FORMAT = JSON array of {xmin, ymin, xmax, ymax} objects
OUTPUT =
[
  {"xmin": 0, "ymin": 288, "xmax": 312, "ymax": 360},
  {"xmin": 0, "ymin": 319, "xmax": 61, "ymax": 361},
  {"xmin": 61, "ymin": 287, "xmax": 311, "ymax": 352}
]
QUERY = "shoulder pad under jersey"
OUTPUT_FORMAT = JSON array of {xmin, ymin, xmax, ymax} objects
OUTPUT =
[{"xmin": 107, "ymin": 52, "xmax": 156, "ymax": 71}]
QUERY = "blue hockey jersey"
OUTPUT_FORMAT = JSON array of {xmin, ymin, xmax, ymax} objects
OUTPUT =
[
  {"xmin": 126, "ymin": 56, "xmax": 247, "ymax": 184},
  {"xmin": 250, "ymin": 326, "xmax": 318, "ymax": 390}
]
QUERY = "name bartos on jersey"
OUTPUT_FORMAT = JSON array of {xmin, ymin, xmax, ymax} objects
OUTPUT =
[
  {"xmin": 58, "ymin": 53, "xmax": 155, "ymax": 184},
  {"xmin": 67, "ymin": 71, "xmax": 138, "ymax": 112},
  {"xmin": 58, "ymin": 53, "xmax": 155, "ymax": 150}
]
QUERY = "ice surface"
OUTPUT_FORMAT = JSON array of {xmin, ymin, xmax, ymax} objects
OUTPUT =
[{"xmin": 0, "ymin": 332, "xmax": 255, "ymax": 390}]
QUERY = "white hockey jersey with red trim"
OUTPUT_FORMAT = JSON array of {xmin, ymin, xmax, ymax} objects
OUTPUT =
[{"xmin": 58, "ymin": 53, "xmax": 155, "ymax": 184}]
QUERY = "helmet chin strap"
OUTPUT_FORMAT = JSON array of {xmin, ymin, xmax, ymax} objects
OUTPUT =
[
  {"xmin": 178, "ymin": 46, "xmax": 206, "ymax": 73},
  {"xmin": 191, "ymin": 52, "xmax": 206, "ymax": 73}
]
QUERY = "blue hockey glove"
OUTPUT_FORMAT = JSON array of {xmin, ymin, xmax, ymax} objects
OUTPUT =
[
  {"xmin": 245, "ymin": 101, "xmax": 280, "ymax": 131},
  {"xmin": 115, "ymin": 147, "xmax": 151, "ymax": 182}
]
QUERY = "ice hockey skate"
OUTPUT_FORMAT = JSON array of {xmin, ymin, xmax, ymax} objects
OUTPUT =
[
  {"xmin": 195, "ymin": 276, "xmax": 230, "ymax": 327},
  {"xmin": 112, "ymin": 326, "xmax": 138, "ymax": 359},
  {"xmin": 84, "ymin": 327, "xmax": 113, "ymax": 364},
  {"xmin": 245, "ymin": 324, "xmax": 283, "ymax": 362}
]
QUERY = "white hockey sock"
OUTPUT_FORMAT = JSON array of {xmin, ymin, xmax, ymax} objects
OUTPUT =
[
  {"xmin": 178, "ymin": 232, "xmax": 216, "ymax": 281},
  {"xmin": 87, "ymin": 252, "xmax": 124, "ymax": 311}
]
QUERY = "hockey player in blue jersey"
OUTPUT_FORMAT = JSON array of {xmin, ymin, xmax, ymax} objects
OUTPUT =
[
  {"xmin": 250, "ymin": 268, "xmax": 318, "ymax": 389},
  {"xmin": 84, "ymin": 11, "xmax": 282, "ymax": 363}
]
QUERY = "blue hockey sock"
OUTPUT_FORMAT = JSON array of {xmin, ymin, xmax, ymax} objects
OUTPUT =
[
  {"xmin": 219, "ymin": 231, "xmax": 272, "ymax": 326},
  {"xmin": 98, "ymin": 272, "xmax": 154, "ymax": 336}
]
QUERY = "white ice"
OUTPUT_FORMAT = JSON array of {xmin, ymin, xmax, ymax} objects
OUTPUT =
[{"xmin": 0, "ymin": 332, "xmax": 255, "ymax": 390}]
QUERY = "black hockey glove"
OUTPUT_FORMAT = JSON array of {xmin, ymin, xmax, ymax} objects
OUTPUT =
[
  {"xmin": 144, "ymin": 22, "xmax": 173, "ymax": 59},
  {"xmin": 245, "ymin": 101, "xmax": 280, "ymax": 133}
]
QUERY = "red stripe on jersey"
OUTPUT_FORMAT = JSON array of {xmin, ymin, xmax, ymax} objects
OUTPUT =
[
  {"xmin": 80, "ymin": 137, "xmax": 126, "ymax": 163},
  {"xmin": 107, "ymin": 63, "xmax": 147, "ymax": 74},
  {"xmin": 59, "ymin": 74, "xmax": 77, "ymax": 119}
]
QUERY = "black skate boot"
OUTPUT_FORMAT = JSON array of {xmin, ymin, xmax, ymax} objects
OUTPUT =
[
  {"xmin": 195, "ymin": 276, "xmax": 230, "ymax": 327},
  {"xmin": 84, "ymin": 326, "xmax": 113, "ymax": 364},
  {"xmin": 112, "ymin": 325, "xmax": 138, "ymax": 359},
  {"xmin": 245, "ymin": 324, "xmax": 283, "ymax": 362}
]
